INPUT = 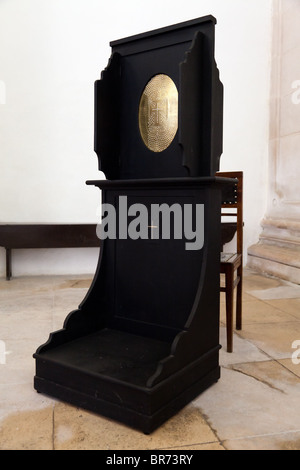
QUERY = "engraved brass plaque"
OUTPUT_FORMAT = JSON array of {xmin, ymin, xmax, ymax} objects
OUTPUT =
[{"xmin": 138, "ymin": 74, "xmax": 178, "ymax": 153}]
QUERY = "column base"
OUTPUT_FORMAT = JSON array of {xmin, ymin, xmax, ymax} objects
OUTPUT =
[{"xmin": 247, "ymin": 218, "xmax": 300, "ymax": 285}]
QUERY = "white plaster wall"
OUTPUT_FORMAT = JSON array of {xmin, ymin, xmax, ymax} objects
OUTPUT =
[{"xmin": 0, "ymin": 0, "xmax": 273, "ymax": 276}]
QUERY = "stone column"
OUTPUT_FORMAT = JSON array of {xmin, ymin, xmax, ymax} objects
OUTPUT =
[{"xmin": 248, "ymin": 0, "xmax": 300, "ymax": 284}]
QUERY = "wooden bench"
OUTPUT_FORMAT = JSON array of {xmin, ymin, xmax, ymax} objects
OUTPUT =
[
  {"xmin": 0, "ymin": 224, "xmax": 100, "ymax": 280},
  {"xmin": 0, "ymin": 223, "xmax": 235, "ymax": 281}
]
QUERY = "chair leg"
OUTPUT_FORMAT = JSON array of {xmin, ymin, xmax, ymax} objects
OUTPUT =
[
  {"xmin": 225, "ymin": 266, "xmax": 234, "ymax": 353},
  {"xmin": 236, "ymin": 264, "xmax": 242, "ymax": 331},
  {"xmin": 6, "ymin": 248, "xmax": 12, "ymax": 281}
]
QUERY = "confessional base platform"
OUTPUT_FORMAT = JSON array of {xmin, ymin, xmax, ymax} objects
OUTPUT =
[{"xmin": 34, "ymin": 329, "xmax": 220, "ymax": 433}]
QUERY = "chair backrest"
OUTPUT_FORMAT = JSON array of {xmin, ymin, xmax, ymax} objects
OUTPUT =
[{"xmin": 217, "ymin": 171, "xmax": 243, "ymax": 255}]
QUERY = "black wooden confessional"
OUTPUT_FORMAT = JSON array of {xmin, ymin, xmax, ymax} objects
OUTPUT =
[{"xmin": 34, "ymin": 16, "xmax": 232, "ymax": 433}]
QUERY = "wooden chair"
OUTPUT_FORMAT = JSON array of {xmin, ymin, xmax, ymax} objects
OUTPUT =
[{"xmin": 217, "ymin": 171, "xmax": 243, "ymax": 352}]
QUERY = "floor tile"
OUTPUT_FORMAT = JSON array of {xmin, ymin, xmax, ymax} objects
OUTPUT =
[
  {"xmin": 230, "ymin": 360, "xmax": 300, "ymax": 393},
  {"xmin": 0, "ymin": 407, "xmax": 54, "ymax": 450},
  {"xmin": 249, "ymin": 285, "xmax": 300, "ymax": 300},
  {"xmin": 241, "ymin": 300, "xmax": 297, "ymax": 324},
  {"xmin": 0, "ymin": 382, "xmax": 55, "ymax": 422},
  {"xmin": 0, "ymin": 293, "xmax": 53, "ymax": 342},
  {"xmin": 1, "ymin": 270, "xmax": 300, "ymax": 450},
  {"xmin": 220, "ymin": 299, "xmax": 297, "ymax": 326},
  {"xmin": 224, "ymin": 430, "xmax": 300, "ymax": 450},
  {"xmin": 278, "ymin": 358, "xmax": 300, "ymax": 378},
  {"xmin": 219, "ymin": 326, "xmax": 270, "ymax": 365},
  {"xmin": 243, "ymin": 274, "xmax": 283, "ymax": 291},
  {"xmin": 239, "ymin": 321, "xmax": 300, "ymax": 358},
  {"xmin": 0, "ymin": 338, "xmax": 37, "ymax": 384},
  {"xmin": 263, "ymin": 298, "xmax": 300, "ymax": 320},
  {"xmin": 52, "ymin": 402, "xmax": 219, "ymax": 450},
  {"xmin": 194, "ymin": 366, "xmax": 300, "ymax": 442}
]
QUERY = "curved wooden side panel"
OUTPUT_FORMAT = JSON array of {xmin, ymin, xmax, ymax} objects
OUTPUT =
[{"xmin": 94, "ymin": 52, "xmax": 121, "ymax": 179}]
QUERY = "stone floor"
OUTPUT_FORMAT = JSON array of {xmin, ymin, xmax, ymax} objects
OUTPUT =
[{"xmin": 0, "ymin": 267, "xmax": 299, "ymax": 450}]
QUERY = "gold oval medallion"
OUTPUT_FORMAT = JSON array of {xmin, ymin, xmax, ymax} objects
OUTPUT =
[{"xmin": 138, "ymin": 74, "xmax": 178, "ymax": 153}]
